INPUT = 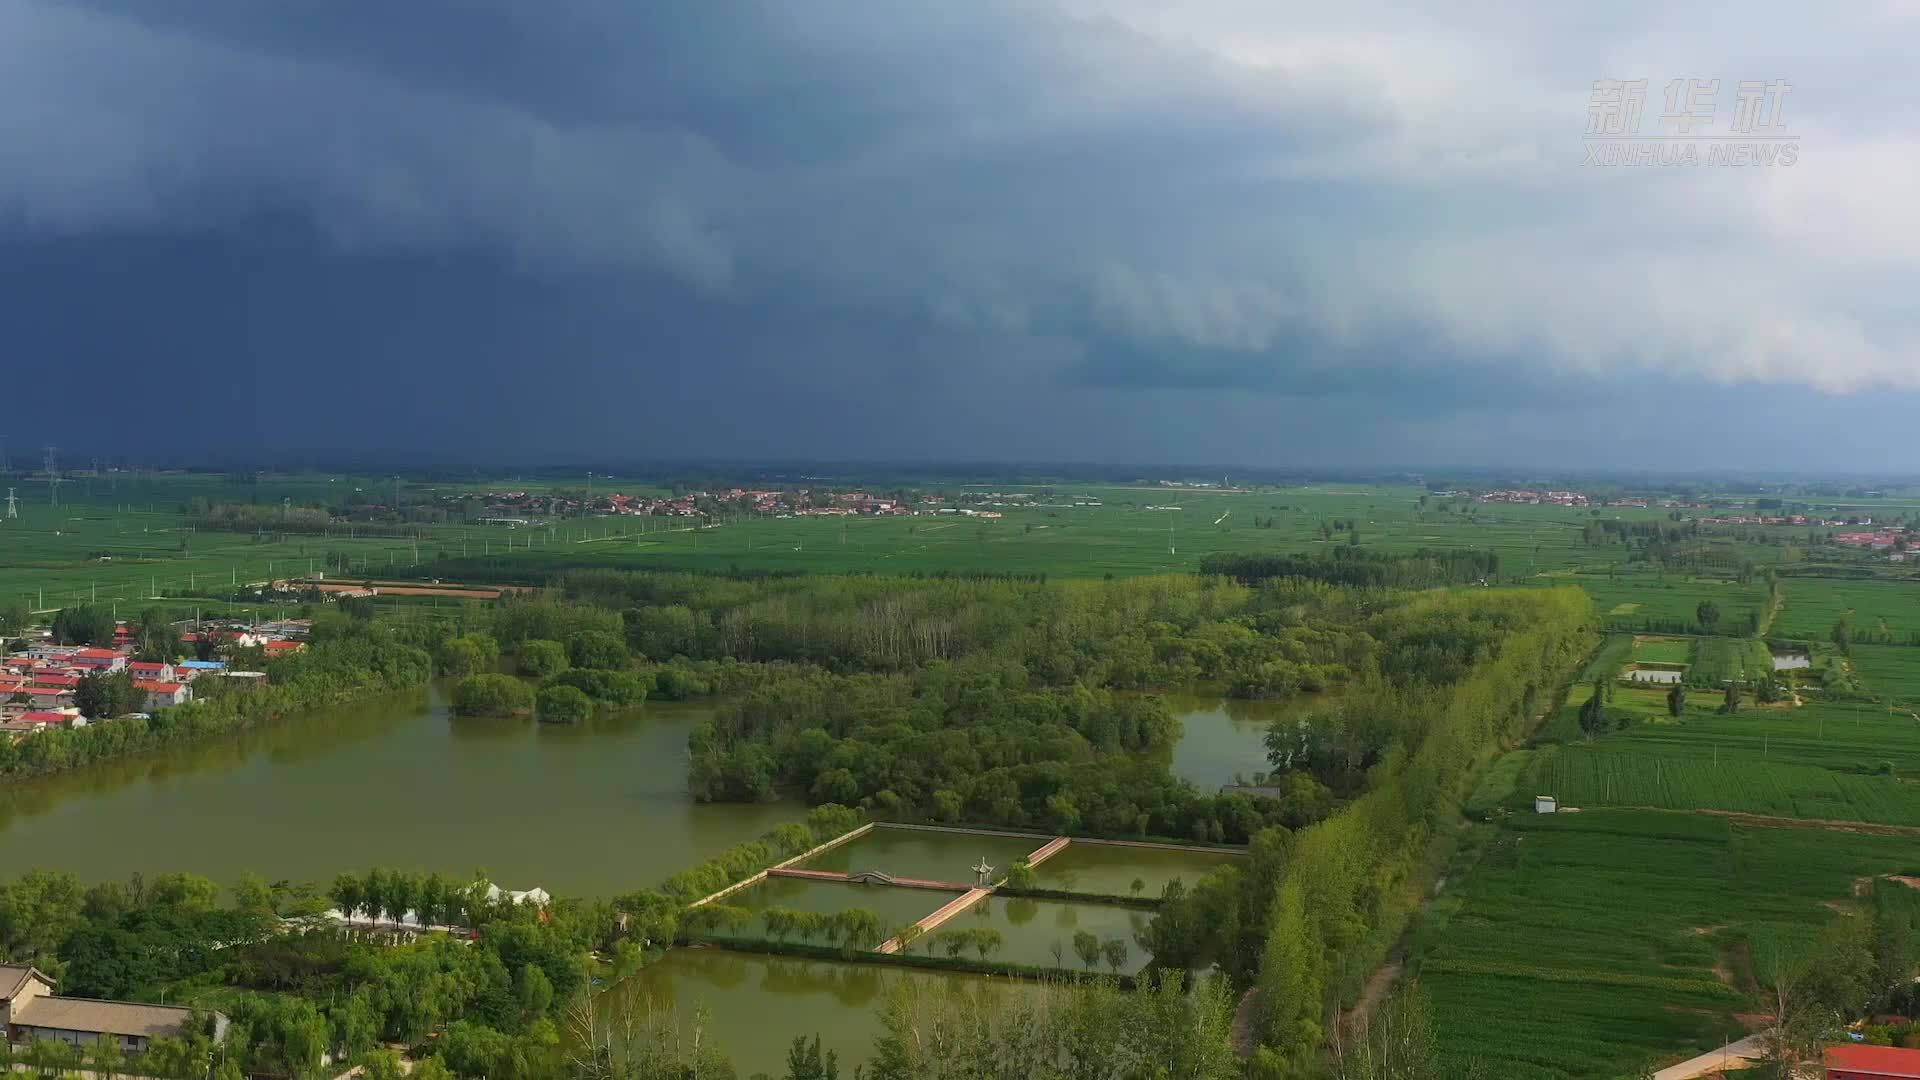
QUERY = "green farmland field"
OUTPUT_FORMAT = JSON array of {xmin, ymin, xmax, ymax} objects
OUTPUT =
[
  {"xmin": 1421, "ymin": 809, "xmax": 1920, "ymax": 1079},
  {"xmin": 1523, "ymin": 745, "xmax": 1920, "ymax": 825},
  {"xmin": 1631, "ymin": 636, "xmax": 1693, "ymax": 664},
  {"xmin": 1848, "ymin": 644, "xmax": 1920, "ymax": 704},
  {"xmin": 0, "ymin": 479, "xmax": 1521, "ymax": 601},
  {"xmin": 1686, "ymin": 637, "xmax": 1775, "ymax": 687},
  {"xmin": 1577, "ymin": 576, "xmax": 1771, "ymax": 635},
  {"xmin": 1774, "ymin": 578, "xmax": 1920, "ymax": 643},
  {"xmin": 1519, "ymin": 695, "xmax": 1920, "ymax": 823}
]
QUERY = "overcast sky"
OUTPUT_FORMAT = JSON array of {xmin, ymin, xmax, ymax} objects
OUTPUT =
[{"xmin": 2, "ymin": 0, "xmax": 1915, "ymax": 470}]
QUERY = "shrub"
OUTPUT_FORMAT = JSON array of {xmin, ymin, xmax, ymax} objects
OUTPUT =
[
  {"xmin": 435, "ymin": 634, "xmax": 499, "ymax": 677},
  {"xmin": 568, "ymin": 630, "xmax": 629, "ymax": 670},
  {"xmin": 450, "ymin": 674, "xmax": 534, "ymax": 716},
  {"xmin": 518, "ymin": 639, "xmax": 568, "ymax": 678},
  {"xmin": 653, "ymin": 665, "xmax": 710, "ymax": 700},
  {"xmin": 535, "ymin": 684, "xmax": 593, "ymax": 725},
  {"xmin": 543, "ymin": 669, "xmax": 649, "ymax": 706}
]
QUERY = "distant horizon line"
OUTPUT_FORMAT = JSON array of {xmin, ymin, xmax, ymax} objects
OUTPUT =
[{"xmin": 2, "ymin": 454, "xmax": 1918, "ymax": 487}]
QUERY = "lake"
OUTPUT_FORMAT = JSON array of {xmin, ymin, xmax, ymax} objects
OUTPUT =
[
  {"xmin": 0, "ymin": 685, "xmax": 792, "ymax": 896},
  {"xmin": 0, "ymin": 687, "xmax": 1274, "ymax": 896}
]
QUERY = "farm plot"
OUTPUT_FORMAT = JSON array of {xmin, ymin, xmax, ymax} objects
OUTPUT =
[
  {"xmin": 1590, "ymin": 700, "xmax": 1920, "ymax": 774},
  {"xmin": 1774, "ymin": 579, "xmax": 1920, "ymax": 644},
  {"xmin": 1848, "ymin": 644, "xmax": 1920, "ymax": 704},
  {"xmin": 1421, "ymin": 809, "xmax": 1920, "ymax": 1079},
  {"xmin": 1582, "ymin": 577, "xmax": 1769, "ymax": 635},
  {"xmin": 1685, "ymin": 638, "xmax": 1775, "ymax": 687},
  {"xmin": 1632, "ymin": 635, "xmax": 1694, "ymax": 664},
  {"xmin": 1520, "ymin": 744, "xmax": 1920, "ymax": 825}
]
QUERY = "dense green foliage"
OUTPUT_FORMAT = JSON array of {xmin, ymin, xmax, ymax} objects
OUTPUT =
[
  {"xmin": 1136, "ymin": 588, "xmax": 1592, "ymax": 1075},
  {"xmin": 1200, "ymin": 547, "xmax": 1499, "ymax": 589},
  {"xmin": 518, "ymin": 639, "xmax": 569, "ymax": 677},
  {"xmin": 0, "ymin": 865, "xmax": 594, "ymax": 1080},
  {"xmin": 535, "ymin": 684, "xmax": 594, "ymax": 724},
  {"xmin": 450, "ymin": 673, "xmax": 535, "ymax": 716},
  {"xmin": 51, "ymin": 602, "xmax": 117, "ymax": 646},
  {"xmin": 436, "ymin": 633, "xmax": 502, "ymax": 676}
]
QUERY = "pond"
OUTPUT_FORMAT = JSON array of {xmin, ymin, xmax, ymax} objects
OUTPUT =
[
  {"xmin": 717, "ymin": 877, "xmax": 955, "ymax": 939},
  {"xmin": 935, "ymin": 893, "xmax": 1153, "ymax": 975},
  {"xmin": 1030, "ymin": 840, "xmax": 1244, "ymax": 899},
  {"xmin": 799, "ymin": 826, "xmax": 1050, "ymax": 886},
  {"xmin": 1157, "ymin": 691, "xmax": 1327, "ymax": 790},
  {"xmin": 0, "ymin": 685, "xmax": 793, "ymax": 896},
  {"xmin": 602, "ymin": 949, "xmax": 1035, "ymax": 1078}
]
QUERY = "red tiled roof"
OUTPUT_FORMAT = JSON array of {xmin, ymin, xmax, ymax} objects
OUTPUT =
[
  {"xmin": 1826, "ymin": 1043, "xmax": 1920, "ymax": 1077},
  {"xmin": 18, "ymin": 711, "xmax": 68, "ymax": 722},
  {"xmin": 75, "ymin": 649, "xmax": 122, "ymax": 659},
  {"xmin": 132, "ymin": 680, "xmax": 186, "ymax": 693}
]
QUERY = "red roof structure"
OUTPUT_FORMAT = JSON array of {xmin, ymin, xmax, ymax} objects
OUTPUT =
[{"xmin": 1827, "ymin": 1044, "xmax": 1920, "ymax": 1078}]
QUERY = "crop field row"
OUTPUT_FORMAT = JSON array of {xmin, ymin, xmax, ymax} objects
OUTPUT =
[
  {"xmin": 1773, "ymin": 578, "xmax": 1920, "ymax": 643},
  {"xmin": 1577, "ymin": 577, "xmax": 1771, "ymax": 635},
  {"xmin": 1849, "ymin": 644, "xmax": 1920, "ymax": 704},
  {"xmin": 1686, "ymin": 637, "xmax": 1775, "ymax": 686},
  {"xmin": 1520, "ymin": 744, "xmax": 1920, "ymax": 825},
  {"xmin": 1421, "ymin": 809, "xmax": 1920, "ymax": 1079},
  {"xmin": 1596, "ymin": 699, "xmax": 1920, "ymax": 769},
  {"xmin": 1631, "ymin": 635, "xmax": 1694, "ymax": 664}
]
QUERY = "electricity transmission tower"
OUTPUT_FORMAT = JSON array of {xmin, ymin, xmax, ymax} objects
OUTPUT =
[
  {"xmin": 4, "ymin": 488, "xmax": 16, "ymax": 520},
  {"xmin": 43, "ymin": 447, "xmax": 63, "ymax": 507}
]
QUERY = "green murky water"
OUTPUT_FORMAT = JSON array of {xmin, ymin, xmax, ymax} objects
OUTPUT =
[
  {"xmin": 0, "ymin": 685, "xmax": 792, "ymax": 896},
  {"xmin": 1031, "ymin": 841, "xmax": 1243, "ymax": 898},
  {"xmin": 1160, "ymin": 690, "xmax": 1329, "ymax": 789},
  {"xmin": 602, "ymin": 949, "xmax": 1036, "ymax": 1078},
  {"xmin": 798, "ymin": 826, "xmax": 1049, "ymax": 885}
]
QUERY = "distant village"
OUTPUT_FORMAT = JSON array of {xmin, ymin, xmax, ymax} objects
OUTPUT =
[
  {"xmin": 447, "ymin": 486, "xmax": 1028, "ymax": 524},
  {"xmin": 1457, "ymin": 488, "xmax": 1919, "ymax": 561},
  {"xmin": 0, "ymin": 621, "xmax": 307, "ymax": 741}
]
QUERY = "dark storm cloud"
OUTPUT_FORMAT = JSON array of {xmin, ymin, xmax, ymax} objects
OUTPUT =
[{"xmin": 2, "ymin": 0, "xmax": 1920, "ymax": 467}]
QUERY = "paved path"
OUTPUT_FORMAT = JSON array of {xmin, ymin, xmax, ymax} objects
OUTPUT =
[
  {"xmin": 767, "ymin": 866, "xmax": 972, "ymax": 890},
  {"xmin": 876, "ymin": 887, "xmax": 991, "ymax": 953},
  {"xmin": 1651, "ymin": 1034, "xmax": 1765, "ymax": 1080},
  {"xmin": 1024, "ymin": 836, "xmax": 1071, "ymax": 867}
]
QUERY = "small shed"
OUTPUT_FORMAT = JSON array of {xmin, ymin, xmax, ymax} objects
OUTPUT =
[{"xmin": 1534, "ymin": 795, "xmax": 1558, "ymax": 814}]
